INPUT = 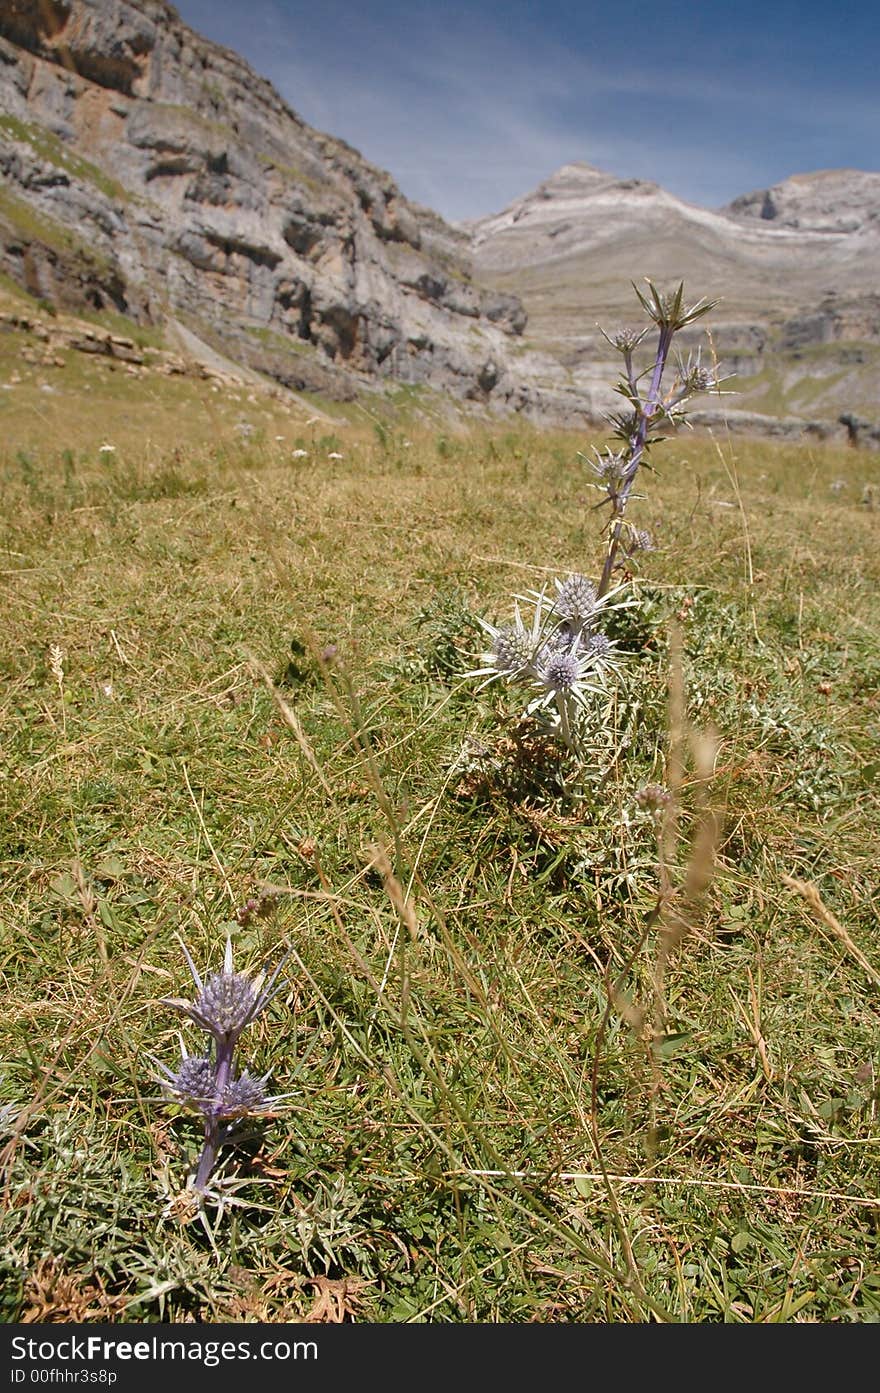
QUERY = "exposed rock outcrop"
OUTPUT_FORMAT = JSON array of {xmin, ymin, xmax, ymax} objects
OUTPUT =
[
  {"xmin": 0, "ymin": 0, "xmax": 545, "ymax": 410},
  {"xmin": 723, "ymin": 170, "xmax": 880, "ymax": 235}
]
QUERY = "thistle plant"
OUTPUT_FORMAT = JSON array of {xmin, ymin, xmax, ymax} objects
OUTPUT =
[
  {"xmin": 466, "ymin": 281, "xmax": 725, "ymax": 764},
  {"xmin": 466, "ymin": 576, "xmax": 631, "ymax": 756},
  {"xmin": 594, "ymin": 281, "xmax": 723, "ymax": 597},
  {"xmin": 157, "ymin": 937, "xmax": 288, "ymax": 1194}
]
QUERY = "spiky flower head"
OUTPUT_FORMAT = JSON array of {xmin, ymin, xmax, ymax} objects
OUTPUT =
[
  {"xmin": 162, "ymin": 1054, "xmax": 217, "ymax": 1111},
  {"xmin": 196, "ymin": 972, "xmax": 259, "ymax": 1038},
  {"xmin": 465, "ymin": 593, "xmax": 551, "ymax": 689},
  {"xmin": 553, "ymin": 574, "xmax": 597, "ymax": 626},
  {"xmin": 588, "ymin": 446, "xmax": 627, "ymax": 485},
  {"xmin": 601, "ymin": 326, "xmax": 649, "ymax": 355},
  {"xmin": 523, "ymin": 578, "xmax": 635, "ymax": 637},
  {"xmin": 492, "ymin": 623, "xmax": 536, "ymax": 676},
  {"xmin": 537, "ymin": 647, "xmax": 582, "ymax": 693},
  {"xmin": 582, "ymin": 629, "xmax": 628, "ymax": 681},
  {"xmin": 159, "ymin": 1053, "xmax": 277, "ymax": 1121},
  {"xmin": 623, "ymin": 525, "xmax": 654, "ymax": 560},
  {"xmin": 672, "ymin": 347, "xmax": 723, "ymax": 399},
  {"xmin": 585, "ymin": 632, "xmax": 612, "ymax": 660},
  {"xmin": 217, "ymin": 1071, "xmax": 274, "ymax": 1119},
  {"xmin": 688, "ymin": 364, "xmax": 715, "ymax": 393},
  {"xmin": 527, "ymin": 641, "xmax": 606, "ymax": 715},
  {"xmin": 162, "ymin": 937, "xmax": 288, "ymax": 1047}
]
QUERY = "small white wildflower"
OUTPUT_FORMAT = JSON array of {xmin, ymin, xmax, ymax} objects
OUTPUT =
[
  {"xmin": 98, "ymin": 442, "xmax": 116, "ymax": 455},
  {"xmin": 291, "ymin": 449, "xmax": 309, "ymax": 459},
  {"xmin": 327, "ymin": 451, "xmax": 344, "ymax": 460}
]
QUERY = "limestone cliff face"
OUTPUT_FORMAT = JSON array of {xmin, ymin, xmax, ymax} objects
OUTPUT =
[{"xmin": 0, "ymin": 0, "xmax": 528, "ymax": 403}]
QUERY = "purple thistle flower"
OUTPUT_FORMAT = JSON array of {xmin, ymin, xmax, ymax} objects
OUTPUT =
[
  {"xmin": 465, "ymin": 593, "xmax": 551, "ymax": 688},
  {"xmin": 553, "ymin": 573, "xmax": 598, "ymax": 627},
  {"xmin": 586, "ymin": 632, "xmax": 612, "ymax": 660},
  {"xmin": 218, "ymin": 1071, "xmax": 274, "ymax": 1118},
  {"xmin": 159, "ymin": 1051, "xmax": 277, "ymax": 1119},
  {"xmin": 537, "ymin": 648, "xmax": 582, "ymax": 693},
  {"xmin": 158, "ymin": 937, "xmax": 290, "ymax": 1193},
  {"xmin": 194, "ymin": 971, "xmax": 260, "ymax": 1039},
  {"xmin": 162, "ymin": 936, "xmax": 286, "ymax": 1048},
  {"xmin": 528, "ymin": 640, "xmax": 606, "ymax": 715},
  {"xmin": 492, "ymin": 623, "xmax": 536, "ymax": 676},
  {"xmin": 162, "ymin": 1054, "xmax": 217, "ymax": 1111}
]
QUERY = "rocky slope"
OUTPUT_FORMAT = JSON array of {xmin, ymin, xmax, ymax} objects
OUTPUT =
[
  {"xmin": 469, "ymin": 163, "xmax": 880, "ymax": 427},
  {"xmin": 723, "ymin": 168, "xmax": 880, "ymax": 235},
  {"xmin": 0, "ymin": 0, "xmax": 560, "ymax": 413},
  {"xmin": 1, "ymin": 3, "xmax": 878, "ymax": 440}
]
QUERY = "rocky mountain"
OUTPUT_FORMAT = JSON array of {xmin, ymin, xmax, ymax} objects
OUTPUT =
[
  {"xmin": 470, "ymin": 163, "xmax": 880, "ymax": 430},
  {"xmin": 0, "ymin": 2, "xmax": 878, "ymax": 441},
  {"xmin": 0, "ymin": 0, "xmax": 559, "ymax": 413}
]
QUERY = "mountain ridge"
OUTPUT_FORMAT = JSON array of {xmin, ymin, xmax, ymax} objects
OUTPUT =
[
  {"xmin": 468, "ymin": 159, "xmax": 880, "ymax": 429},
  {"xmin": 0, "ymin": 1, "xmax": 878, "ymax": 438}
]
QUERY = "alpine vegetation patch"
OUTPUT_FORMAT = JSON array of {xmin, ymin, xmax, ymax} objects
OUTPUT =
[
  {"xmin": 157, "ymin": 937, "xmax": 289, "ymax": 1196},
  {"xmin": 465, "ymin": 281, "xmax": 726, "ymax": 767}
]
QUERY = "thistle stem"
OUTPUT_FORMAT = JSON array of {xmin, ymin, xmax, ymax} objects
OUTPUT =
[
  {"xmin": 556, "ymin": 694, "xmax": 575, "ymax": 755},
  {"xmin": 597, "ymin": 323, "xmax": 674, "ymax": 599},
  {"xmin": 193, "ymin": 1037, "xmax": 234, "ymax": 1193},
  {"xmin": 194, "ymin": 1120, "xmax": 220, "ymax": 1192}
]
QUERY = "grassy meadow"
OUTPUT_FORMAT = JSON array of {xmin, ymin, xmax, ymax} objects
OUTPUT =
[{"xmin": 1, "ymin": 314, "xmax": 879, "ymax": 1323}]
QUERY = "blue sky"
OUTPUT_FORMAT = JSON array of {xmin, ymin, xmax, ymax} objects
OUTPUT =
[{"xmin": 175, "ymin": 0, "xmax": 880, "ymax": 221}]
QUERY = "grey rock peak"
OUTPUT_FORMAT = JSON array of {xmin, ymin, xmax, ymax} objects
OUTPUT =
[
  {"xmin": 722, "ymin": 169, "xmax": 880, "ymax": 235},
  {"xmin": 469, "ymin": 160, "xmax": 880, "ymax": 432}
]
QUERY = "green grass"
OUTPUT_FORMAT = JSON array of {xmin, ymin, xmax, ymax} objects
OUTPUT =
[
  {"xmin": 244, "ymin": 324, "xmax": 320, "ymax": 356},
  {"xmin": 0, "ymin": 360, "xmax": 879, "ymax": 1322},
  {"xmin": 0, "ymin": 186, "xmax": 113, "ymax": 275},
  {"xmin": 0, "ymin": 115, "xmax": 130, "ymax": 204},
  {"xmin": 0, "ymin": 270, "xmax": 42, "ymax": 309}
]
